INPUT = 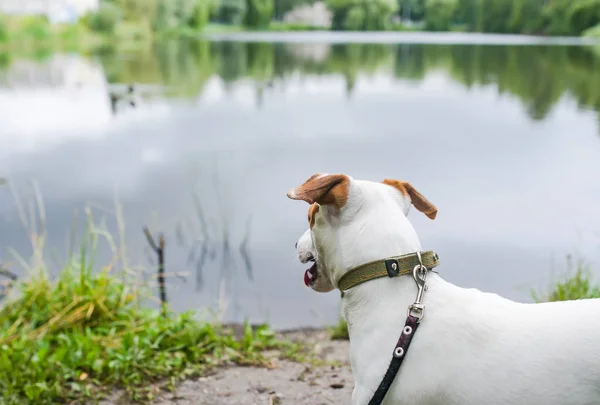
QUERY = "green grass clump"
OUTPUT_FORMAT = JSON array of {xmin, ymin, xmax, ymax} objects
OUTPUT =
[
  {"xmin": 532, "ymin": 260, "xmax": 600, "ymax": 303},
  {"xmin": 329, "ymin": 316, "xmax": 349, "ymax": 340},
  {"xmin": 0, "ymin": 256, "xmax": 296, "ymax": 404}
]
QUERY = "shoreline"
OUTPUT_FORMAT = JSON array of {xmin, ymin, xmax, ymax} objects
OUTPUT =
[
  {"xmin": 201, "ymin": 30, "xmax": 600, "ymax": 45},
  {"xmin": 102, "ymin": 328, "xmax": 353, "ymax": 405}
]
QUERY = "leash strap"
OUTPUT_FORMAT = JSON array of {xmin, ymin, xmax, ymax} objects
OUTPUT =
[{"xmin": 367, "ymin": 314, "xmax": 420, "ymax": 405}]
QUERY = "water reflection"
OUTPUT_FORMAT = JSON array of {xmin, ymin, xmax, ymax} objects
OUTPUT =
[
  {"xmin": 1, "ymin": 38, "xmax": 600, "ymax": 328},
  {"xmin": 2, "ymin": 41, "xmax": 600, "ymax": 125},
  {"xmin": 96, "ymin": 40, "xmax": 600, "ymax": 123}
]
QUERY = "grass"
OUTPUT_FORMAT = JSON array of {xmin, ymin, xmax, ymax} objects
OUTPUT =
[
  {"xmin": 583, "ymin": 23, "xmax": 600, "ymax": 38},
  {"xmin": 266, "ymin": 22, "xmax": 328, "ymax": 31},
  {"xmin": 0, "ymin": 185, "xmax": 309, "ymax": 405},
  {"xmin": 531, "ymin": 257, "xmax": 600, "ymax": 302},
  {"xmin": 0, "ymin": 251, "xmax": 310, "ymax": 404},
  {"xmin": 0, "ymin": 264, "xmax": 295, "ymax": 404},
  {"xmin": 329, "ymin": 315, "xmax": 349, "ymax": 340},
  {"xmin": 329, "ymin": 256, "xmax": 600, "ymax": 341},
  {"xmin": 202, "ymin": 22, "xmax": 246, "ymax": 33}
]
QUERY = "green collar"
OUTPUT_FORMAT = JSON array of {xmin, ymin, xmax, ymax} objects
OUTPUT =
[{"xmin": 337, "ymin": 250, "xmax": 440, "ymax": 293}]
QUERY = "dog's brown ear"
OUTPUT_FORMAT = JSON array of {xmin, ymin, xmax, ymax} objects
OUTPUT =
[
  {"xmin": 287, "ymin": 174, "xmax": 350, "ymax": 208},
  {"xmin": 382, "ymin": 179, "xmax": 437, "ymax": 220}
]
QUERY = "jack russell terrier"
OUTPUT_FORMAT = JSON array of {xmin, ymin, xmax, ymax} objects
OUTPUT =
[{"xmin": 287, "ymin": 173, "xmax": 600, "ymax": 405}]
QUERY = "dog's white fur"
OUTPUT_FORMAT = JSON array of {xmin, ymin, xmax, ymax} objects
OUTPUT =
[{"xmin": 290, "ymin": 174, "xmax": 600, "ymax": 405}]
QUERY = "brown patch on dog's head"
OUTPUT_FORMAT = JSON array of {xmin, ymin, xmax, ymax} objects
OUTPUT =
[
  {"xmin": 382, "ymin": 179, "xmax": 438, "ymax": 220},
  {"xmin": 308, "ymin": 203, "xmax": 320, "ymax": 228},
  {"xmin": 287, "ymin": 173, "xmax": 350, "ymax": 208}
]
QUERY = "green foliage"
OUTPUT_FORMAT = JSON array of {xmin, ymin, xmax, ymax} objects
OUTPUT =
[
  {"xmin": 567, "ymin": 0, "xmax": 600, "ymax": 35},
  {"xmin": 0, "ymin": 255, "xmax": 295, "ymax": 404},
  {"xmin": 218, "ymin": 0, "xmax": 247, "ymax": 25},
  {"xmin": 154, "ymin": 0, "xmax": 191, "ymax": 31},
  {"xmin": 0, "ymin": 51, "xmax": 10, "ymax": 68},
  {"xmin": 424, "ymin": 0, "xmax": 458, "ymax": 31},
  {"xmin": 2, "ymin": 0, "xmax": 598, "ymax": 39},
  {"xmin": 532, "ymin": 259, "xmax": 600, "ymax": 303},
  {"xmin": 56, "ymin": 24, "xmax": 84, "ymax": 44},
  {"xmin": 438, "ymin": 0, "xmax": 600, "ymax": 35},
  {"xmin": 329, "ymin": 317, "xmax": 349, "ymax": 340},
  {"xmin": 15, "ymin": 16, "xmax": 52, "ymax": 43},
  {"xmin": 0, "ymin": 15, "xmax": 8, "ymax": 43},
  {"xmin": 344, "ymin": 6, "xmax": 365, "ymax": 30},
  {"xmin": 189, "ymin": 0, "xmax": 219, "ymax": 29},
  {"xmin": 399, "ymin": 0, "xmax": 425, "ymax": 21},
  {"xmin": 244, "ymin": 0, "xmax": 275, "ymax": 28},
  {"xmin": 117, "ymin": 0, "xmax": 157, "ymax": 24},
  {"xmin": 268, "ymin": 21, "xmax": 325, "ymax": 30},
  {"xmin": 583, "ymin": 23, "xmax": 600, "ymax": 36},
  {"xmin": 153, "ymin": 0, "xmax": 215, "ymax": 33},
  {"xmin": 85, "ymin": 2, "xmax": 122, "ymax": 35},
  {"xmin": 326, "ymin": 0, "xmax": 398, "ymax": 30}
]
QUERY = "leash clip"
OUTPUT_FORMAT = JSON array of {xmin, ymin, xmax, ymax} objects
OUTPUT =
[{"xmin": 407, "ymin": 251, "xmax": 428, "ymax": 322}]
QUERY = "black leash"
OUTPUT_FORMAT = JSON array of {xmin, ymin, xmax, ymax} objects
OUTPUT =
[
  {"xmin": 367, "ymin": 314, "xmax": 421, "ymax": 405},
  {"xmin": 366, "ymin": 253, "xmax": 429, "ymax": 405}
]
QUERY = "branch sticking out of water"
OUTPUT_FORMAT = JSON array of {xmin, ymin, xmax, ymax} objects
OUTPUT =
[
  {"xmin": 143, "ymin": 227, "xmax": 167, "ymax": 317},
  {"xmin": 0, "ymin": 265, "xmax": 18, "ymax": 302},
  {"xmin": 0, "ymin": 267, "xmax": 17, "ymax": 281}
]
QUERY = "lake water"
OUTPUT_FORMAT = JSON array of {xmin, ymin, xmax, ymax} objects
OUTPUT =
[{"xmin": 1, "ymin": 33, "xmax": 600, "ymax": 329}]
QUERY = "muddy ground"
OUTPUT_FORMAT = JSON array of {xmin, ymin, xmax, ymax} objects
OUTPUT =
[{"xmin": 101, "ymin": 328, "xmax": 353, "ymax": 405}]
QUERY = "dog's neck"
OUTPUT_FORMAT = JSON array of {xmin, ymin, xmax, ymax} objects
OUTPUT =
[{"xmin": 338, "ymin": 229, "xmax": 437, "ymax": 338}]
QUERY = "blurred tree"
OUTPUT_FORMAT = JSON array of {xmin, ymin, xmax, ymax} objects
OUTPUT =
[
  {"xmin": 117, "ymin": 0, "xmax": 157, "ymax": 24},
  {"xmin": 0, "ymin": 15, "xmax": 8, "ymax": 44},
  {"xmin": 154, "ymin": 0, "xmax": 217, "ymax": 31},
  {"xmin": 424, "ymin": 0, "xmax": 458, "ymax": 31},
  {"xmin": 398, "ymin": 0, "xmax": 425, "ymax": 21},
  {"xmin": 217, "ymin": 0, "xmax": 247, "ymax": 24},
  {"xmin": 245, "ymin": 0, "xmax": 275, "ymax": 27},
  {"xmin": 326, "ymin": 0, "xmax": 398, "ymax": 30}
]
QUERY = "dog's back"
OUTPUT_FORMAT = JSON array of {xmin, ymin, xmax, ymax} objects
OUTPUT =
[{"xmin": 377, "ymin": 281, "xmax": 600, "ymax": 405}]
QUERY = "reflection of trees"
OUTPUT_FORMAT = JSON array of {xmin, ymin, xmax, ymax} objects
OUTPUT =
[
  {"xmin": 99, "ymin": 40, "xmax": 218, "ymax": 97},
  {"xmin": 325, "ymin": 44, "xmax": 394, "ymax": 95},
  {"xmin": 2, "ymin": 39, "xmax": 599, "ymax": 122},
  {"xmin": 92, "ymin": 39, "xmax": 600, "ymax": 122},
  {"xmin": 418, "ymin": 45, "xmax": 600, "ymax": 121}
]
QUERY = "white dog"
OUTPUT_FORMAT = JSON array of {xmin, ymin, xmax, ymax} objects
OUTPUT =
[{"xmin": 287, "ymin": 173, "xmax": 600, "ymax": 405}]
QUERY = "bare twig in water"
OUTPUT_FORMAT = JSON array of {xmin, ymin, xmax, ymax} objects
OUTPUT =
[
  {"xmin": 195, "ymin": 242, "xmax": 208, "ymax": 292},
  {"xmin": 0, "ymin": 265, "xmax": 18, "ymax": 302},
  {"xmin": 0, "ymin": 266, "xmax": 17, "ymax": 281},
  {"xmin": 240, "ymin": 215, "xmax": 253, "ymax": 281},
  {"xmin": 143, "ymin": 227, "xmax": 167, "ymax": 316}
]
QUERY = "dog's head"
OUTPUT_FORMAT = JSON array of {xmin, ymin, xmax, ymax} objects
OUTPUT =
[{"xmin": 287, "ymin": 174, "xmax": 437, "ymax": 293}]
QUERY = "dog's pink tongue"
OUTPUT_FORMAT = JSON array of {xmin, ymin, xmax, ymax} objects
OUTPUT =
[
  {"xmin": 304, "ymin": 263, "xmax": 317, "ymax": 287},
  {"xmin": 304, "ymin": 269, "xmax": 311, "ymax": 287}
]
